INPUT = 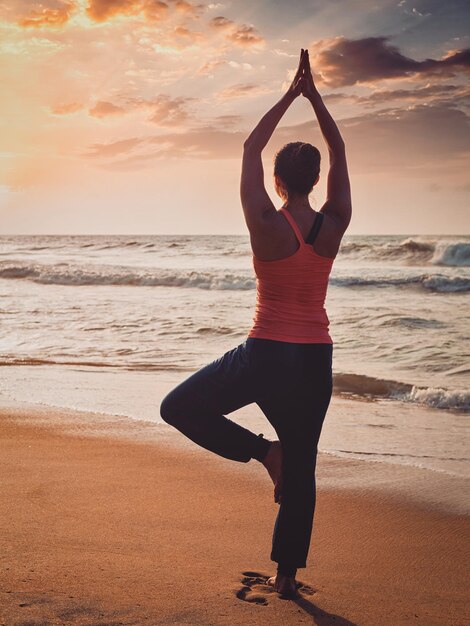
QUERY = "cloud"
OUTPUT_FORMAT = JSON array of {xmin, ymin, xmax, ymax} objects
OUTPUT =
[
  {"xmin": 226, "ymin": 24, "xmax": 264, "ymax": 48},
  {"xmin": 209, "ymin": 15, "xmax": 264, "ymax": 48},
  {"xmin": 316, "ymin": 103, "xmax": 468, "ymax": 175},
  {"xmin": 84, "ymin": 126, "xmax": 245, "ymax": 169},
  {"xmin": 86, "ymin": 0, "xmax": 169, "ymax": 22},
  {"xmin": 311, "ymin": 36, "xmax": 470, "ymax": 87},
  {"xmin": 17, "ymin": 1, "xmax": 75, "ymax": 27},
  {"xmin": 84, "ymin": 137, "xmax": 145, "ymax": 157},
  {"xmin": 196, "ymin": 58, "xmax": 253, "ymax": 76},
  {"xmin": 142, "ymin": 0, "xmax": 171, "ymax": 21},
  {"xmin": 321, "ymin": 83, "xmax": 470, "ymax": 109},
  {"xmin": 145, "ymin": 95, "xmax": 194, "ymax": 125},
  {"xmin": 172, "ymin": 25, "xmax": 204, "ymax": 44},
  {"xmin": 321, "ymin": 92, "xmax": 354, "ymax": 104},
  {"xmin": 213, "ymin": 114, "xmax": 243, "ymax": 127},
  {"xmin": 216, "ymin": 83, "xmax": 273, "ymax": 100},
  {"xmin": 149, "ymin": 133, "xmax": 218, "ymax": 159},
  {"xmin": 89, "ymin": 101, "xmax": 126, "ymax": 118},
  {"xmin": 122, "ymin": 94, "xmax": 195, "ymax": 125},
  {"xmin": 209, "ymin": 16, "xmax": 233, "ymax": 29},
  {"xmin": 174, "ymin": 25, "xmax": 191, "ymax": 35},
  {"xmin": 228, "ymin": 61, "xmax": 253, "ymax": 70},
  {"xmin": 82, "ymin": 101, "xmax": 470, "ymax": 175},
  {"xmin": 51, "ymin": 101, "xmax": 85, "ymax": 114},
  {"xmin": 174, "ymin": 0, "xmax": 201, "ymax": 13},
  {"xmin": 273, "ymin": 48, "xmax": 297, "ymax": 58},
  {"xmin": 85, "ymin": 0, "xmax": 203, "ymax": 22},
  {"xmin": 331, "ymin": 103, "xmax": 470, "ymax": 174},
  {"xmin": 78, "ymin": 95, "xmax": 195, "ymax": 126},
  {"xmin": 357, "ymin": 83, "xmax": 470, "ymax": 107},
  {"xmin": 196, "ymin": 59, "xmax": 227, "ymax": 75}
]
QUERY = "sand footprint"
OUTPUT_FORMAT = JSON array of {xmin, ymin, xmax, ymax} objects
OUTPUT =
[{"xmin": 235, "ymin": 570, "xmax": 316, "ymax": 605}]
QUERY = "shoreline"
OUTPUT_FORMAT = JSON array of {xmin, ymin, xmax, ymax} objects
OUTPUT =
[
  {"xmin": 1, "ymin": 366, "xmax": 468, "ymax": 481},
  {"xmin": 1, "ymin": 397, "xmax": 469, "ymax": 517},
  {"xmin": 0, "ymin": 402, "xmax": 469, "ymax": 625}
]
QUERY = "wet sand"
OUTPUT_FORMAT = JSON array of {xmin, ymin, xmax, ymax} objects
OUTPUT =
[{"xmin": 0, "ymin": 403, "xmax": 468, "ymax": 626}]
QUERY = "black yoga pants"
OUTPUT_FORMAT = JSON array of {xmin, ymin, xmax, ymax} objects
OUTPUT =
[{"xmin": 159, "ymin": 337, "xmax": 333, "ymax": 570}]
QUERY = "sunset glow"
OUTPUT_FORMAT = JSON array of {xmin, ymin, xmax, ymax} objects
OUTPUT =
[{"xmin": 1, "ymin": 0, "xmax": 469, "ymax": 234}]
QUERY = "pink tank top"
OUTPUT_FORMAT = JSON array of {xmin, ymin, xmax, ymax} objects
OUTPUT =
[{"xmin": 247, "ymin": 208, "xmax": 334, "ymax": 344}]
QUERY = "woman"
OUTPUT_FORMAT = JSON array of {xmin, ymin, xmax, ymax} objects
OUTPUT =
[{"xmin": 160, "ymin": 48, "xmax": 351, "ymax": 598}]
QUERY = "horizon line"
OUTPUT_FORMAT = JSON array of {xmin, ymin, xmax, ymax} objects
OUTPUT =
[{"xmin": 0, "ymin": 232, "xmax": 468, "ymax": 237}]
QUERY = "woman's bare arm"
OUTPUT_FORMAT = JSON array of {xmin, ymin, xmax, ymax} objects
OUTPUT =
[
  {"xmin": 240, "ymin": 50, "xmax": 305, "ymax": 233},
  {"xmin": 303, "ymin": 51, "xmax": 352, "ymax": 232}
]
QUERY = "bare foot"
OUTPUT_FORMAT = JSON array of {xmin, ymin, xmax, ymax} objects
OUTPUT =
[
  {"xmin": 267, "ymin": 574, "xmax": 298, "ymax": 598},
  {"xmin": 261, "ymin": 440, "xmax": 283, "ymax": 504}
]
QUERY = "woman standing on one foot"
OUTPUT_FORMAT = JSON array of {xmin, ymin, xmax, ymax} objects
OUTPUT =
[{"xmin": 160, "ymin": 49, "xmax": 351, "ymax": 597}]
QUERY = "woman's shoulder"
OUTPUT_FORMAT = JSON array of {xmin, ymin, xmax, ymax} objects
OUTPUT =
[
  {"xmin": 248, "ymin": 209, "xmax": 297, "ymax": 262},
  {"xmin": 311, "ymin": 211, "xmax": 344, "ymax": 259}
]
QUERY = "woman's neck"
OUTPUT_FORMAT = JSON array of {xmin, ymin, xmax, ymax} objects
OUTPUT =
[{"xmin": 282, "ymin": 199, "xmax": 314, "ymax": 213}]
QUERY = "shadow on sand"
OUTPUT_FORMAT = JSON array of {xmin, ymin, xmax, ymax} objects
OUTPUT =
[{"xmin": 236, "ymin": 571, "xmax": 358, "ymax": 625}]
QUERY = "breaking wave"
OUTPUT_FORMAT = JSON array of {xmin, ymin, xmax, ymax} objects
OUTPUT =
[
  {"xmin": 0, "ymin": 262, "xmax": 256, "ymax": 290},
  {"xmin": 333, "ymin": 372, "xmax": 469, "ymax": 412},
  {"xmin": 330, "ymin": 273, "xmax": 469, "ymax": 292},
  {"xmin": 1, "ymin": 261, "xmax": 468, "ymax": 292},
  {"xmin": 339, "ymin": 237, "xmax": 470, "ymax": 267},
  {"xmin": 431, "ymin": 241, "xmax": 470, "ymax": 266}
]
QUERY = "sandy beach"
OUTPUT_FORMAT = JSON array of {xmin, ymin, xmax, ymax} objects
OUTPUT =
[
  {"xmin": 2, "ymin": 1, "xmax": 470, "ymax": 623},
  {"xmin": 0, "ymin": 402, "xmax": 468, "ymax": 626}
]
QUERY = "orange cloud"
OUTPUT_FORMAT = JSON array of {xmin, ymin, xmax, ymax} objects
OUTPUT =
[
  {"xmin": 174, "ymin": 0, "xmax": 202, "ymax": 13},
  {"xmin": 214, "ymin": 114, "xmax": 243, "ymax": 127},
  {"xmin": 143, "ymin": 95, "xmax": 194, "ymax": 126},
  {"xmin": 85, "ymin": 137, "xmax": 145, "ymax": 157},
  {"xmin": 85, "ymin": 0, "xmax": 203, "ymax": 22},
  {"xmin": 83, "ymin": 127, "xmax": 246, "ymax": 169},
  {"xmin": 51, "ymin": 102, "xmax": 85, "ymax": 114},
  {"xmin": 227, "ymin": 24, "xmax": 264, "ymax": 48},
  {"xmin": 216, "ymin": 83, "xmax": 272, "ymax": 100},
  {"xmin": 209, "ymin": 15, "xmax": 265, "ymax": 48},
  {"xmin": 174, "ymin": 25, "xmax": 191, "ymax": 35},
  {"xmin": 196, "ymin": 59, "xmax": 226, "ymax": 75},
  {"xmin": 85, "ymin": 95, "xmax": 196, "ymax": 126},
  {"xmin": 89, "ymin": 101, "xmax": 126, "ymax": 118},
  {"xmin": 17, "ymin": 1, "xmax": 75, "ymax": 28},
  {"xmin": 143, "ymin": 0, "xmax": 170, "ymax": 21},
  {"xmin": 86, "ymin": 0, "xmax": 168, "ymax": 22},
  {"xmin": 172, "ymin": 25, "xmax": 204, "ymax": 44},
  {"xmin": 81, "ymin": 101, "xmax": 470, "ymax": 175}
]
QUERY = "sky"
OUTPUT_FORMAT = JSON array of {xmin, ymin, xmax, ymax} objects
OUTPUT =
[{"xmin": 0, "ymin": 0, "xmax": 469, "ymax": 235}]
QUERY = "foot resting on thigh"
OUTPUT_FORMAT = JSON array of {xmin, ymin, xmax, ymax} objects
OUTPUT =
[
  {"xmin": 261, "ymin": 440, "xmax": 283, "ymax": 504},
  {"xmin": 267, "ymin": 574, "xmax": 298, "ymax": 597}
]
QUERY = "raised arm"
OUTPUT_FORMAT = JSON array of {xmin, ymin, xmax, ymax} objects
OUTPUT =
[
  {"xmin": 302, "ymin": 50, "xmax": 352, "ymax": 232},
  {"xmin": 240, "ymin": 50, "xmax": 305, "ymax": 233}
]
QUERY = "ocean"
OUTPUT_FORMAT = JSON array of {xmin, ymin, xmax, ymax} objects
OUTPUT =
[{"xmin": 0, "ymin": 233, "xmax": 468, "ymax": 478}]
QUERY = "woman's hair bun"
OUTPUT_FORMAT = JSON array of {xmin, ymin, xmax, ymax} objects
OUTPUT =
[
  {"xmin": 273, "ymin": 141, "xmax": 321, "ymax": 199},
  {"xmin": 298, "ymin": 143, "xmax": 315, "ymax": 159},
  {"xmin": 294, "ymin": 142, "xmax": 317, "ymax": 167}
]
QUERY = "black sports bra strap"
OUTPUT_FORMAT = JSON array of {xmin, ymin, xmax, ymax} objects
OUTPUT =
[{"xmin": 305, "ymin": 212, "xmax": 324, "ymax": 245}]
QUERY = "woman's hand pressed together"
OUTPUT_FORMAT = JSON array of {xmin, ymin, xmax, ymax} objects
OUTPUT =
[
  {"xmin": 286, "ymin": 48, "xmax": 307, "ymax": 100},
  {"xmin": 299, "ymin": 49, "xmax": 318, "ymax": 101}
]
